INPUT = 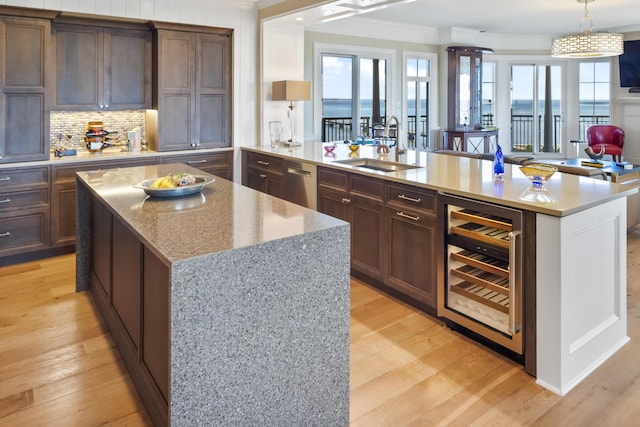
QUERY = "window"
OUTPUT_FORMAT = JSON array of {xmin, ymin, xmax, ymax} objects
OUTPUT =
[
  {"xmin": 320, "ymin": 53, "xmax": 388, "ymax": 142},
  {"xmin": 579, "ymin": 60, "xmax": 611, "ymax": 140},
  {"xmin": 405, "ymin": 56, "xmax": 431, "ymax": 149},
  {"xmin": 510, "ymin": 64, "xmax": 563, "ymax": 155}
]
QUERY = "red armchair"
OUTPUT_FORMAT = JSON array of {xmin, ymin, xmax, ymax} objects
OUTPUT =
[{"xmin": 586, "ymin": 125, "xmax": 625, "ymax": 162}]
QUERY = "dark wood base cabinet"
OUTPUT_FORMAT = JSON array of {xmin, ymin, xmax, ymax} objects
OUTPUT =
[
  {"xmin": 242, "ymin": 150, "xmax": 283, "ymax": 198},
  {"xmin": 90, "ymin": 198, "xmax": 169, "ymax": 426},
  {"xmin": 0, "ymin": 166, "xmax": 50, "ymax": 258},
  {"xmin": 318, "ymin": 167, "xmax": 438, "ymax": 310}
]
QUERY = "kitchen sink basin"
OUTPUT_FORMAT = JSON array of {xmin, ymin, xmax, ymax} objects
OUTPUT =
[{"xmin": 331, "ymin": 158, "xmax": 423, "ymax": 173}]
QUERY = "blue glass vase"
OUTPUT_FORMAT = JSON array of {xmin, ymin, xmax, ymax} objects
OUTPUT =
[{"xmin": 493, "ymin": 143, "xmax": 504, "ymax": 177}]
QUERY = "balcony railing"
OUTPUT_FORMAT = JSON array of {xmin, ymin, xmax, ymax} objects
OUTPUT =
[
  {"xmin": 322, "ymin": 115, "xmax": 428, "ymax": 148},
  {"xmin": 509, "ymin": 114, "xmax": 610, "ymax": 153},
  {"xmin": 322, "ymin": 114, "xmax": 610, "ymax": 153}
]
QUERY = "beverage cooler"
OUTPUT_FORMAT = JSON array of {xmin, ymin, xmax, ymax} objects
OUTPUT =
[{"xmin": 438, "ymin": 193, "xmax": 524, "ymax": 354}]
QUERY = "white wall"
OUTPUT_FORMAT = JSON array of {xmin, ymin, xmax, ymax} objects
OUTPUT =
[
  {"xmin": 4, "ymin": 0, "xmax": 259, "ymax": 181},
  {"xmin": 261, "ymin": 19, "xmax": 305, "ymax": 145}
]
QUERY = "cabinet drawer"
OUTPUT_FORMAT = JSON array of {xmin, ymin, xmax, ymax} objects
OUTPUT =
[
  {"xmin": 318, "ymin": 167, "xmax": 348, "ymax": 191},
  {"xmin": 0, "ymin": 166, "xmax": 49, "ymax": 188},
  {"xmin": 0, "ymin": 208, "xmax": 50, "ymax": 256},
  {"xmin": 159, "ymin": 151, "xmax": 232, "ymax": 179},
  {"xmin": 0, "ymin": 189, "xmax": 49, "ymax": 211},
  {"xmin": 244, "ymin": 151, "xmax": 283, "ymax": 173},
  {"xmin": 52, "ymin": 158, "xmax": 157, "ymax": 182},
  {"xmin": 351, "ymin": 174, "xmax": 384, "ymax": 201},
  {"xmin": 387, "ymin": 183, "xmax": 437, "ymax": 214}
]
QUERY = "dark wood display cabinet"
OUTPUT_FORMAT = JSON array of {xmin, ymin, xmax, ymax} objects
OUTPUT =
[
  {"xmin": 445, "ymin": 45, "xmax": 497, "ymax": 153},
  {"xmin": 53, "ymin": 20, "xmax": 152, "ymax": 111}
]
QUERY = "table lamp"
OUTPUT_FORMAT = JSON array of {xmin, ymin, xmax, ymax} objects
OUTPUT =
[{"xmin": 272, "ymin": 80, "xmax": 310, "ymax": 147}]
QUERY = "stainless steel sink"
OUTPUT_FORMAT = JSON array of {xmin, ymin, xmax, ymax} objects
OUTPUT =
[{"xmin": 331, "ymin": 158, "xmax": 423, "ymax": 173}]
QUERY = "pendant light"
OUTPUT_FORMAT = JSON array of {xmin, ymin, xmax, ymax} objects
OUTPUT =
[{"xmin": 551, "ymin": 0, "xmax": 623, "ymax": 58}]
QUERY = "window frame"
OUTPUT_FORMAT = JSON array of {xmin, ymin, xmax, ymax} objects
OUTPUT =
[
  {"xmin": 402, "ymin": 51, "xmax": 438, "ymax": 150},
  {"xmin": 313, "ymin": 43, "xmax": 396, "ymax": 142}
]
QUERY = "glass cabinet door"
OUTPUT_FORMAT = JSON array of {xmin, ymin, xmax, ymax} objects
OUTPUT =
[{"xmin": 447, "ymin": 46, "xmax": 493, "ymax": 131}]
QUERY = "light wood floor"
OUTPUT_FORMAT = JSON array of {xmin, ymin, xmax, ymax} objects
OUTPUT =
[{"xmin": 1, "ymin": 228, "xmax": 639, "ymax": 426}]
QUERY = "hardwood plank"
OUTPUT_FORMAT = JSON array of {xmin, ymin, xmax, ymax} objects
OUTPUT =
[{"xmin": 0, "ymin": 228, "xmax": 638, "ymax": 426}]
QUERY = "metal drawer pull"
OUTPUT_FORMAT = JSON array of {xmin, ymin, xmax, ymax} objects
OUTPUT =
[
  {"xmin": 397, "ymin": 211, "xmax": 420, "ymax": 221},
  {"xmin": 0, "ymin": 232, "xmax": 10, "ymax": 237},
  {"xmin": 187, "ymin": 160, "xmax": 207, "ymax": 164},
  {"xmin": 508, "ymin": 231, "xmax": 521, "ymax": 335},
  {"xmin": 0, "ymin": 198, "xmax": 10, "ymax": 203},
  {"xmin": 398, "ymin": 194, "xmax": 421, "ymax": 203},
  {"xmin": 341, "ymin": 197, "xmax": 351, "ymax": 204},
  {"xmin": 257, "ymin": 160, "xmax": 270, "ymax": 166},
  {"xmin": 0, "ymin": 176, "xmax": 11, "ymax": 181},
  {"xmin": 259, "ymin": 173, "xmax": 267, "ymax": 179},
  {"xmin": 287, "ymin": 168, "xmax": 311, "ymax": 177}
]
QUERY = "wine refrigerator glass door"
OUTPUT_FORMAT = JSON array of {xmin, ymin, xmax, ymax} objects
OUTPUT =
[{"xmin": 438, "ymin": 193, "xmax": 524, "ymax": 354}]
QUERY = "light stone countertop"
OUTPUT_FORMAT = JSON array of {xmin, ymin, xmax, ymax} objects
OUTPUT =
[
  {"xmin": 243, "ymin": 143, "xmax": 637, "ymax": 217},
  {"xmin": 0, "ymin": 147, "xmax": 233, "ymax": 169},
  {"xmin": 76, "ymin": 163, "xmax": 345, "ymax": 264}
]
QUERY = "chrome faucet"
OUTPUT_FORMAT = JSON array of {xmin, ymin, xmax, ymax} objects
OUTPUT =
[{"xmin": 383, "ymin": 115, "xmax": 406, "ymax": 161}]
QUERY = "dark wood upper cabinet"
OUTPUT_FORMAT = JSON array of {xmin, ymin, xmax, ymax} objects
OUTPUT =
[
  {"xmin": 148, "ymin": 26, "xmax": 232, "ymax": 151},
  {"xmin": 53, "ymin": 23, "xmax": 151, "ymax": 111},
  {"xmin": 0, "ymin": 16, "xmax": 51, "ymax": 163}
]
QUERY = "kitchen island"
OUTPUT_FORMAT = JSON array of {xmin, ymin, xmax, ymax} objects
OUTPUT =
[
  {"xmin": 243, "ymin": 143, "xmax": 636, "ymax": 397},
  {"xmin": 75, "ymin": 163, "xmax": 350, "ymax": 426}
]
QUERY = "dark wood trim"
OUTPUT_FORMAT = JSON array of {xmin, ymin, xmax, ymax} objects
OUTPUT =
[
  {"xmin": 523, "ymin": 210, "xmax": 537, "ymax": 376},
  {"xmin": 0, "ymin": 5, "xmax": 59, "ymax": 19},
  {"xmin": 52, "ymin": 13, "xmax": 151, "ymax": 30},
  {"xmin": 148, "ymin": 20, "xmax": 233, "ymax": 35}
]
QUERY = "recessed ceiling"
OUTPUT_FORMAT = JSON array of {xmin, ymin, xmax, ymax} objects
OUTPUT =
[{"xmin": 279, "ymin": 0, "xmax": 640, "ymax": 36}]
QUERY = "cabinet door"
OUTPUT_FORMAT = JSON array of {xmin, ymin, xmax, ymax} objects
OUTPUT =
[
  {"xmin": 51, "ymin": 158, "xmax": 157, "ymax": 248},
  {"xmin": 155, "ymin": 30, "xmax": 195, "ymax": 151},
  {"xmin": 0, "ymin": 17, "xmax": 51, "ymax": 163},
  {"xmin": 53, "ymin": 24, "xmax": 101, "ymax": 109},
  {"xmin": 143, "ymin": 246, "xmax": 170, "ymax": 403},
  {"xmin": 195, "ymin": 33, "xmax": 231, "ymax": 149},
  {"xmin": 92, "ymin": 198, "xmax": 112, "ymax": 299},
  {"xmin": 50, "ymin": 182, "xmax": 76, "ymax": 247},
  {"xmin": 0, "ymin": 208, "xmax": 50, "ymax": 257},
  {"xmin": 351, "ymin": 193, "xmax": 384, "ymax": 280},
  {"xmin": 386, "ymin": 207, "xmax": 437, "ymax": 308},
  {"xmin": 103, "ymin": 28, "xmax": 152, "ymax": 109},
  {"xmin": 317, "ymin": 186, "xmax": 351, "ymax": 223},
  {"xmin": 112, "ymin": 218, "xmax": 142, "ymax": 351},
  {"xmin": 245, "ymin": 167, "xmax": 282, "ymax": 198}
]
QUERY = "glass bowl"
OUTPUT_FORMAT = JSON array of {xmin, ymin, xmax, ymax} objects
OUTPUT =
[
  {"xmin": 324, "ymin": 143, "xmax": 336, "ymax": 153},
  {"xmin": 519, "ymin": 164, "xmax": 558, "ymax": 188},
  {"xmin": 349, "ymin": 144, "xmax": 359, "ymax": 153}
]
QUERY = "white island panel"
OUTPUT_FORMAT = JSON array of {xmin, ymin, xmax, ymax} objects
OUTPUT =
[{"xmin": 536, "ymin": 197, "xmax": 629, "ymax": 395}]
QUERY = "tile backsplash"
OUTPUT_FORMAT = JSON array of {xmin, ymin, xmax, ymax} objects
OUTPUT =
[{"xmin": 50, "ymin": 110, "xmax": 146, "ymax": 148}]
